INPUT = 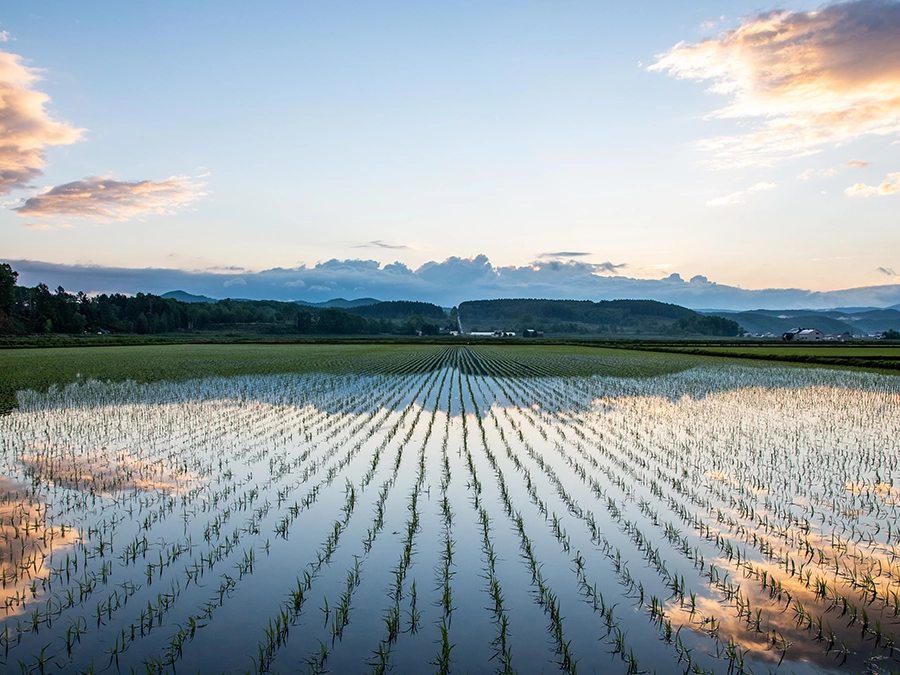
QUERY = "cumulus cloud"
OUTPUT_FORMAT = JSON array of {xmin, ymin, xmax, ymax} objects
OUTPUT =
[
  {"xmin": 0, "ymin": 49, "xmax": 85, "ymax": 195},
  {"xmin": 707, "ymin": 181, "xmax": 775, "ymax": 206},
  {"xmin": 7, "ymin": 255, "xmax": 900, "ymax": 310},
  {"xmin": 13, "ymin": 175, "xmax": 206, "ymax": 220},
  {"xmin": 845, "ymin": 171, "xmax": 900, "ymax": 196},
  {"xmin": 537, "ymin": 251, "xmax": 592, "ymax": 258},
  {"xmin": 223, "ymin": 277, "xmax": 246, "ymax": 287},
  {"xmin": 650, "ymin": 1, "xmax": 900, "ymax": 168},
  {"xmin": 0, "ymin": 31, "xmax": 10, "ymax": 42}
]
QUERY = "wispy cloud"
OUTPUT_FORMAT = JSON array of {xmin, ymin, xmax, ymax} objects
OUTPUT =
[
  {"xmin": 650, "ymin": 1, "xmax": 900, "ymax": 168},
  {"xmin": 845, "ymin": 171, "xmax": 900, "ymax": 197},
  {"xmin": 707, "ymin": 181, "xmax": 775, "ymax": 207},
  {"xmin": 24, "ymin": 222, "xmax": 72, "ymax": 230},
  {"xmin": 878, "ymin": 266, "xmax": 897, "ymax": 276},
  {"xmin": 0, "ymin": 31, "xmax": 10, "ymax": 43},
  {"xmin": 13, "ymin": 176, "xmax": 206, "ymax": 221},
  {"xmin": 353, "ymin": 240, "xmax": 410, "ymax": 250},
  {"xmin": 0, "ymin": 49, "xmax": 85, "ymax": 195},
  {"xmin": 537, "ymin": 251, "xmax": 592, "ymax": 258},
  {"xmin": 594, "ymin": 261, "xmax": 627, "ymax": 274},
  {"xmin": 845, "ymin": 159, "xmax": 871, "ymax": 168}
]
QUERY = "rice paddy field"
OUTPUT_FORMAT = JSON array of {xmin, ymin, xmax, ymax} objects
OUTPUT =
[{"xmin": 1, "ymin": 344, "xmax": 900, "ymax": 674}]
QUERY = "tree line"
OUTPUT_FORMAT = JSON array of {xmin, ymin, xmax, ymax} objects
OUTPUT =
[{"xmin": 0, "ymin": 264, "xmax": 449, "ymax": 336}]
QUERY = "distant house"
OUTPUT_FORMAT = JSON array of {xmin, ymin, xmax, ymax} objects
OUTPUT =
[
  {"xmin": 523, "ymin": 329, "xmax": 544, "ymax": 338},
  {"xmin": 469, "ymin": 330, "xmax": 516, "ymax": 337},
  {"xmin": 781, "ymin": 328, "xmax": 802, "ymax": 341},
  {"xmin": 796, "ymin": 329, "xmax": 824, "ymax": 342},
  {"xmin": 823, "ymin": 331, "xmax": 852, "ymax": 342}
]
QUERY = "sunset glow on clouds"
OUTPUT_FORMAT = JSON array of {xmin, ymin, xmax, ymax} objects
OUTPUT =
[
  {"xmin": 0, "ymin": 50, "xmax": 84, "ymax": 194},
  {"xmin": 651, "ymin": 0, "xmax": 900, "ymax": 168},
  {"xmin": 1, "ymin": 44, "xmax": 205, "ymax": 225},
  {"xmin": 845, "ymin": 171, "xmax": 900, "ymax": 196},
  {"xmin": 14, "ymin": 176, "xmax": 206, "ymax": 221},
  {"xmin": 1, "ymin": 2, "xmax": 899, "ymax": 300}
]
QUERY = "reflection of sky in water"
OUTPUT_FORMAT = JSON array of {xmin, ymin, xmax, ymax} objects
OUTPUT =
[{"xmin": 0, "ymin": 363, "xmax": 898, "ymax": 672}]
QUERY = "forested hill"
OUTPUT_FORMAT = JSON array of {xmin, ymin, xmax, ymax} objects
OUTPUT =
[
  {"xmin": 458, "ymin": 298, "xmax": 742, "ymax": 336},
  {"xmin": 344, "ymin": 300, "xmax": 446, "ymax": 321}
]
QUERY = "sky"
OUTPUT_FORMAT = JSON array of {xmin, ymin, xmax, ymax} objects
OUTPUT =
[{"xmin": 2, "ymin": 1, "xmax": 900, "ymax": 307}]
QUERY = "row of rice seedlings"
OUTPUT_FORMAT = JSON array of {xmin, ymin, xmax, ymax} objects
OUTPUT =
[
  {"xmin": 475, "ymin": 388, "xmax": 640, "ymax": 650},
  {"xmin": 309, "ymin": 368, "xmax": 452, "ymax": 673},
  {"xmin": 478, "ymin": 373, "xmax": 710, "ymax": 674},
  {"xmin": 249, "ymin": 368, "xmax": 449, "ymax": 674},
  {"xmin": 432, "ymin": 372, "xmax": 457, "ymax": 675},
  {"xmin": 305, "ymin": 372, "xmax": 446, "ymax": 672},
  {"xmin": 459, "ymin": 372, "xmax": 581, "ymax": 674},
  {"xmin": 564, "ymin": 378, "xmax": 900, "ymax": 661},
  {"xmin": 506, "ymin": 364, "xmax": 900, "ymax": 672},
  {"xmin": 0, "ymin": 371, "xmax": 405, "ymax": 670},
  {"xmin": 175, "ymin": 375, "xmax": 427, "ymax": 671},
  {"xmin": 486, "ymin": 371, "xmax": 768, "ymax": 673},
  {"xmin": 367, "ymin": 384, "xmax": 438, "ymax": 675}
]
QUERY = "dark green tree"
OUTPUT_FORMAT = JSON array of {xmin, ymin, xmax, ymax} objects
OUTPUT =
[{"xmin": 0, "ymin": 263, "xmax": 18, "ymax": 315}]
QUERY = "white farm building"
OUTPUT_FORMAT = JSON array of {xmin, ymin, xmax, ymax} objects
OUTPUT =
[{"xmin": 795, "ymin": 329, "xmax": 824, "ymax": 341}]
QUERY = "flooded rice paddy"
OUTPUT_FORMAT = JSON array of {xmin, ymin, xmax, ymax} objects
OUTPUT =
[{"xmin": 1, "ymin": 346, "xmax": 899, "ymax": 674}]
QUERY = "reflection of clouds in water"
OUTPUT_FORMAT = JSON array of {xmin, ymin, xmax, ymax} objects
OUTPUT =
[
  {"xmin": 0, "ymin": 476, "xmax": 80, "ymax": 618},
  {"xmin": 20, "ymin": 451, "xmax": 198, "ymax": 495},
  {"xmin": 664, "ymin": 591, "xmax": 848, "ymax": 675}
]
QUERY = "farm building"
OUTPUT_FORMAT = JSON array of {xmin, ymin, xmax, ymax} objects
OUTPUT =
[{"xmin": 796, "ymin": 329, "xmax": 824, "ymax": 341}]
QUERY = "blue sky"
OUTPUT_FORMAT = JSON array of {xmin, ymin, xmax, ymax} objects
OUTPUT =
[{"xmin": 2, "ymin": 1, "xmax": 899, "ymax": 305}]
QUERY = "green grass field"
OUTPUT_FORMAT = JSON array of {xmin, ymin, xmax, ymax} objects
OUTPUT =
[
  {"xmin": 0, "ymin": 342, "xmax": 708, "ymax": 413},
  {"xmin": 663, "ymin": 344, "xmax": 900, "ymax": 358}
]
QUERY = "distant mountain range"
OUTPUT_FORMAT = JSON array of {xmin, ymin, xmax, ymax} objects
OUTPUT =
[
  {"xmin": 161, "ymin": 290, "xmax": 217, "ymax": 304},
  {"xmin": 162, "ymin": 291, "xmax": 382, "ymax": 309},
  {"xmin": 702, "ymin": 307, "xmax": 900, "ymax": 336},
  {"xmin": 161, "ymin": 289, "xmax": 900, "ymax": 336},
  {"xmin": 295, "ymin": 297, "xmax": 381, "ymax": 309}
]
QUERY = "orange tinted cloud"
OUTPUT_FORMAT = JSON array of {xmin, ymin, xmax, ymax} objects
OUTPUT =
[
  {"xmin": 845, "ymin": 171, "xmax": 900, "ymax": 196},
  {"xmin": 14, "ymin": 175, "xmax": 206, "ymax": 221},
  {"xmin": 0, "ymin": 50, "xmax": 84, "ymax": 195},
  {"xmin": 650, "ymin": 1, "xmax": 900, "ymax": 168}
]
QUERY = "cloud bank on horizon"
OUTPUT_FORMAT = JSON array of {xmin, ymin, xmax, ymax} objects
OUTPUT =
[{"xmin": 6, "ymin": 255, "xmax": 900, "ymax": 311}]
